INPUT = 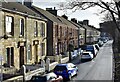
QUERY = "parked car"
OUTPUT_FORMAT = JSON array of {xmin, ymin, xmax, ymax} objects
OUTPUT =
[
  {"xmin": 78, "ymin": 48, "xmax": 83, "ymax": 55},
  {"xmin": 78, "ymin": 48, "xmax": 81, "ymax": 55},
  {"xmin": 98, "ymin": 40, "xmax": 104, "ymax": 47},
  {"xmin": 85, "ymin": 45, "xmax": 98, "ymax": 57},
  {"xmin": 70, "ymin": 52, "xmax": 74, "ymax": 60},
  {"xmin": 71, "ymin": 50, "xmax": 78, "ymax": 60},
  {"xmin": 81, "ymin": 51, "xmax": 94, "ymax": 61},
  {"xmin": 73, "ymin": 49, "xmax": 78, "ymax": 57},
  {"xmin": 54, "ymin": 63, "xmax": 78, "ymax": 80},
  {"xmin": 30, "ymin": 72, "xmax": 63, "ymax": 82}
]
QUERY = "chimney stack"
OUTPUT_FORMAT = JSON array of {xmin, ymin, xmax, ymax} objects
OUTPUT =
[
  {"xmin": 71, "ymin": 18, "xmax": 77, "ymax": 23},
  {"xmin": 24, "ymin": 0, "xmax": 33, "ymax": 8},
  {"xmin": 46, "ymin": 7, "xmax": 57, "ymax": 16},
  {"xmin": 62, "ymin": 14, "xmax": 68, "ymax": 20},
  {"xmin": 83, "ymin": 20, "xmax": 89, "ymax": 25},
  {"xmin": 78, "ymin": 21, "xmax": 83, "ymax": 25}
]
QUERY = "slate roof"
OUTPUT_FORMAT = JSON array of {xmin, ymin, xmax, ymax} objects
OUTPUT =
[
  {"xmin": 69, "ymin": 21, "xmax": 85, "ymax": 30},
  {"xmin": 57, "ymin": 16, "xmax": 78, "ymax": 29},
  {"xmin": 2, "ymin": 2, "xmax": 46, "ymax": 20},
  {"xmin": 32, "ymin": 6, "xmax": 63, "ymax": 24}
]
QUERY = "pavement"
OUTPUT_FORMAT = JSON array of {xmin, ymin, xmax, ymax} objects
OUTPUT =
[{"xmin": 69, "ymin": 40, "xmax": 113, "ymax": 81}]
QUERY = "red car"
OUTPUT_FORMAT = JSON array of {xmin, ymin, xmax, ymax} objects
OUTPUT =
[{"xmin": 30, "ymin": 72, "xmax": 63, "ymax": 82}]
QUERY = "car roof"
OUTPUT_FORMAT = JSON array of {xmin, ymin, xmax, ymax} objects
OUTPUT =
[{"xmin": 67, "ymin": 63, "xmax": 76, "ymax": 67}]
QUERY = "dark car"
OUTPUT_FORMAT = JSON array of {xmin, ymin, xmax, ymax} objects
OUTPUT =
[{"xmin": 30, "ymin": 72, "xmax": 63, "ymax": 82}]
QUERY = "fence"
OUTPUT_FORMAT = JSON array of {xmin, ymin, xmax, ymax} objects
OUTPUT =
[{"xmin": 3, "ymin": 55, "xmax": 69, "ymax": 82}]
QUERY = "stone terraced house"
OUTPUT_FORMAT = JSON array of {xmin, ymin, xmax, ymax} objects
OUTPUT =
[
  {"xmin": 1, "ymin": 2, "xmax": 47, "ymax": 69},
  {"xmin": 30, "ymin": 6, "xmax": 79, "ymax": 61}
]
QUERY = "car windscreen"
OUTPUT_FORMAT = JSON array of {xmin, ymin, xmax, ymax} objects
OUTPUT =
[
  {"xmin": 54, "ymin": 66, "xmax": 67, "ymax": 71},
  {"xmin": 83, "ymin": 53, "xmax": 89, "ymax": 55}
]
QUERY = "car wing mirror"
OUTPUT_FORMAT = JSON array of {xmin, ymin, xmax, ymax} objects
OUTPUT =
[{"xmin": 73, "ymin": 66, "xmax": 76, "ymax": 68}]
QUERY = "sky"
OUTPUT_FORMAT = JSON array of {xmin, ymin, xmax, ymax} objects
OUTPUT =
[{"xmin": 33, "ymin": 0, "xmax": 104, "ymax": 28}]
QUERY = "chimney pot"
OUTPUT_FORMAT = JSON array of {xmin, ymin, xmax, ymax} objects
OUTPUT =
[{"xmin": 54, "ymin": 7, "xmax": 56, "ymax": 10}]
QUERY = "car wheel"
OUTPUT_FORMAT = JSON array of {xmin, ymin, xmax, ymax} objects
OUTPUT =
[
  {"xmin": 76, "ymin": 69, "xmax": 78, "ymax": 75},
  {"xmin": 90, "ymin": 58, "xmax": 92, "ymax": 61},
  {"xmin": 60, "ymin": 80, "xmax": 63, "ymax": 82},
  {"xmin": 75, "ymin": 71, "xmax": 78, "ymax": 76}
]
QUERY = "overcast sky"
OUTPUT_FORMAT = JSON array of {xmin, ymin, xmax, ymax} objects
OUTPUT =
[{"xmin": 33, "ymin": 1, "xmax": 103, "ymax": 28}]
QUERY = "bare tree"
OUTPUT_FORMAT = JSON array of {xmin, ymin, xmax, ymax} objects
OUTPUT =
[
  {"xmin": 101, "ymin": 12, "xmax": 113, "ymax": 21},
  {"xmin": 59, "ymin": 0, "xmax": 120, "ymax": 33}
]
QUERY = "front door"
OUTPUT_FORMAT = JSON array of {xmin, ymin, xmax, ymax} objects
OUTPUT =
[
  {"xmin": 11, "ymin": 47, "xmax": 14, "ymax": 66},
  {"xmin": 6, "ymin": 48, "xmax": 11, "ymax": 66},
  {"xmin": 34, "ymin": 45, "xmax": 38, "ymax": 63},
  {"xmin": 20, "ymin": 46, "xmax": 24, "ymax": 68}
]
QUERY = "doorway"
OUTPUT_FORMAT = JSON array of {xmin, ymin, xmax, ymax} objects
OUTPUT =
[
  {"xmin": 34, "ymin": 45, "xmax": 38, "ymax": 63},
  {"xmin": 19, "ymin": 46, "xmax": 24, "ymax": 68}
]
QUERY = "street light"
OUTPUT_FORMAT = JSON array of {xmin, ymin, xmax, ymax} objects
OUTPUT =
[{"xmin": 68, "ymin": 37, "xmax": 74, "ymax": 62}]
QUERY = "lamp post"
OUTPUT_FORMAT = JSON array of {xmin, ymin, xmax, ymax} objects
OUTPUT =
[{"xmin": 68, "ymin": 37, "xmax": 74, "ymax": 62}]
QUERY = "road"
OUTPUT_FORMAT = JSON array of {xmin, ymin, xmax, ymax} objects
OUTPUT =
[{"xmin": 70, "ymin": 40, "xmax": 113, "ymax": 81}]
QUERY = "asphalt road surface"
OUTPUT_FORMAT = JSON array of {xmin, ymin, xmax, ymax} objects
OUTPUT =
[{"xmin": 70, "ymin": 40, "xmax": 113, "ymax": 81}]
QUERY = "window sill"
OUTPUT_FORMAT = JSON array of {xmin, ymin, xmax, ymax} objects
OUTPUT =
[{"xmin": 4, "ymin": 34, "xmax": 13, "ymax": 39}]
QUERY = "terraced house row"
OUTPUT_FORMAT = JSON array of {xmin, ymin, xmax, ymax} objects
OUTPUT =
[{"xmin": 0, "ymin": 1, "xmax": 100, "ymax": 71}]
